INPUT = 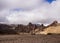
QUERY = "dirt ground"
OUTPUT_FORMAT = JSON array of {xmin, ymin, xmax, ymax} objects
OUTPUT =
[{"xmin": 0, "ymin": 34, "xmax": 60, "ymax": 43}]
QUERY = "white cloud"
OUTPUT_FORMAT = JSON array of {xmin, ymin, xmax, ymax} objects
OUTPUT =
[
  {"xmin": 0, "ymin": 0, "xmax": 60, "ymax": 25},
  {"xmin": 6, "ymin": 11, "xmax": 46, "ymax": 24},
  {"xmin": 1, "ymin": 0, "xmax": 44, "ymax": 10}
]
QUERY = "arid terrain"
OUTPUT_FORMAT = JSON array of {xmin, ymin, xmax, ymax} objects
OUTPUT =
[
  {"xmin": 0, "ymin": 34, "xmax": 60, "ymax": 43},
  {"xmin": 0, "ymin": 21, "xmax": 60, "ymax": 43}
]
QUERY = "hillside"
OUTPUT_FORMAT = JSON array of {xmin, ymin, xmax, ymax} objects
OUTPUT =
[
  {"xmin": 35, "ymin": 21, "xmax": 60, "ymax": 35},
  {"xmin": 0, "ymin": 21, "xmax": 60, "ymax": 35}
]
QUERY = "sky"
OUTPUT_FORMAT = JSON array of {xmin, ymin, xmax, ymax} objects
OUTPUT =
[
  {"xmin": 46, "ymin": 0, "xmax": 56, "ymax": 3},
  {"xmin": 0, "ymin": 0, "xmax": 60, "ymax": 25}
]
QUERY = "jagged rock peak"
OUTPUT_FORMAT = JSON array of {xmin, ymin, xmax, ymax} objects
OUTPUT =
[{"xmin": 49, "ymin": 20, "xmax": 58, "ymax": 26}]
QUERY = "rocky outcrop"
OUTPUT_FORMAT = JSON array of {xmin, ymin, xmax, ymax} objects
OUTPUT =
[
  {"xmin": 0, "ymin": 22, "xmax": 46, "ymax": 35},
  {"xmin": 0, "ymin": 21, "xmax": 59, "ymax": 35},
  {"xmin": 15, "ymin": 23, "xmax": 37, "ymax": 33},
  {"xmin": 0, "ymin": 24, "xmax": 18, "ymax": 34},
  {"xmin": 35, "ymin": 21, "xmax": 60, "ymax": 35},
  {"xmin": 15, "ymin": 22, "xmax": 46, "ymax": 35},
  {"xmin": 48, "ymin": 21, "xmax": 58, "ymax": 27}
]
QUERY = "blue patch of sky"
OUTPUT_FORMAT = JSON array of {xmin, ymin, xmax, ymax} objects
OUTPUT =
[
  {"xmin": 12, "ymin": 8, "xmax": 24, "ymax": 11},
  {"xmin": 45, "ymin": 0, "xmax": 56, "ymax": 3}
]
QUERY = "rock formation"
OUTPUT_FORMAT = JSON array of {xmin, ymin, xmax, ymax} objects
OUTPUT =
[
  {"xmin": 48, "ymin": 20, "xmax": 58, "ymax": 27},
  {"xmin": 0, "ymin": 20, "xmax": 59, "ymax": 35},
  {"xmin": 0, "ymin": 24, "xmax": 18, "ymax": 34}
]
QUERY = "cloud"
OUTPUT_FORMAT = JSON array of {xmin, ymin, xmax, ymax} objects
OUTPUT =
[
  {"xmin": 0, "ymin": 0, "xmax": 60, "ymax": 25},
  {"xmin": 1, "ymin": 0, "xmax": 44, "ymax": 10},
  {"xmin": 6, "ymin": 11, "xmax": 46, "ymax": 24}
]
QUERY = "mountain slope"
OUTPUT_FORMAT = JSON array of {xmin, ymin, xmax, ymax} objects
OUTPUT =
[{"xmin": 35, "ymin": 21, "xmax": 60, "ymax": 35}]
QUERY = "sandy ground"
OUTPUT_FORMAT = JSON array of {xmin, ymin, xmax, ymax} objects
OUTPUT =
[{"xmin": 0, "ymin": 34, "xmax": 60, "ymax": 43}]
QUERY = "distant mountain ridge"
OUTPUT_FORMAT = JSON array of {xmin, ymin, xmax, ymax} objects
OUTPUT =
[{"xmin": 0, "ymin": 20, "xmax": 60, "ymax": 35}]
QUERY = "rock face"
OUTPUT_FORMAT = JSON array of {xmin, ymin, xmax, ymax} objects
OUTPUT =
[
  {"xmin": 0, "ymin": 22, "xmax": 46, "ymax": 35},
  {"xmin": 48, "ymin": 20, "xmax": 58, "ymax": 27},
  {"xmin": 0, "ymin": 24, "xmax": 18, "ymax": 34},
  {"xmin": 0, "ymin": 20, "xmax": 59, "ymax": 35},
  {"xmin": 15, "ymin": 23, "xmax": 37, "ymax": 34},
  {"xmin": 15, "ymin": 23, "xmax": 46, "ymax": 34}
]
